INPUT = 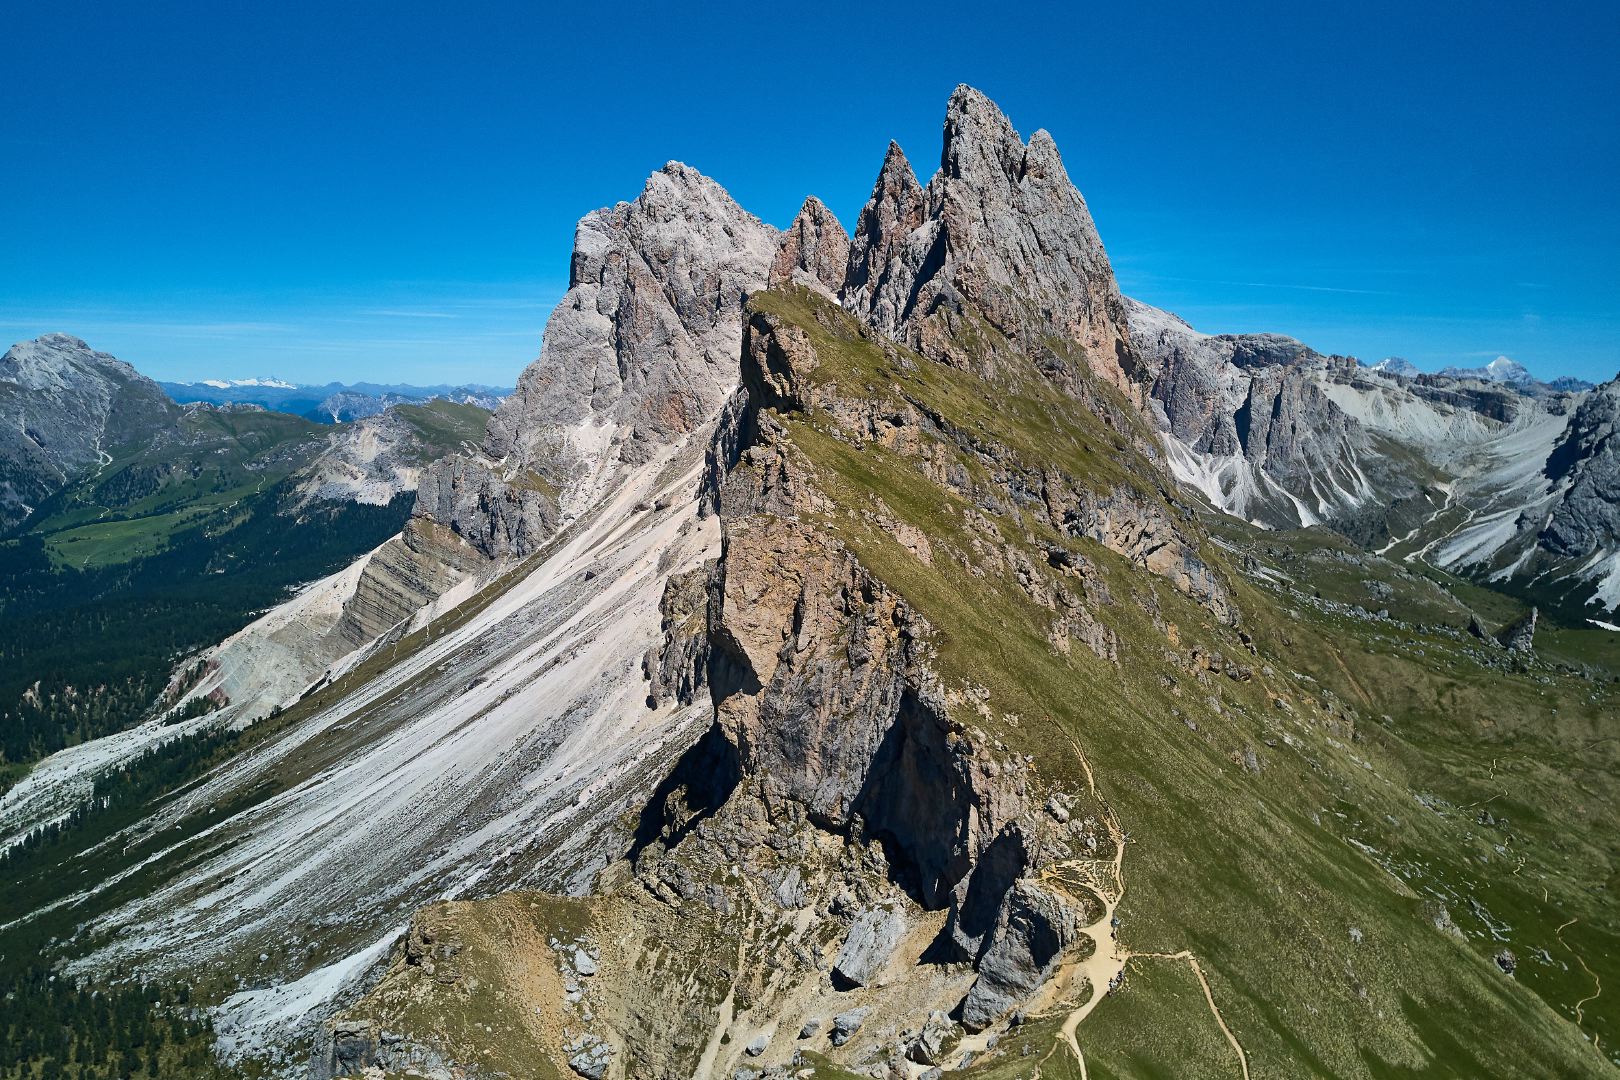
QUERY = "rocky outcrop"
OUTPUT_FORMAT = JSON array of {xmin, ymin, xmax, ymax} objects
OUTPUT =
[
  {"xmin": 832, "ymin": 907, "xmax": 907, "ymax": 987},
  {"xmin": 626, "ymin": 297, "xmax": 1128, "ymax": 1041},
  {"xmin": 705, "ymin": 424, "xmax": 1024, "ymax": 906},
  {"xmin": 1501, "ymin": 607, "xmax": 1538, "ymax": 653},
  {"xmin": 0, "ymin": 334, "xmax": 178, "ymax": 530},
  {"xmin": 412, "ymin": 456, "xmax": 559, "ymax": 561},
  {"xmin": 1542, "ymin": 375, "xmax": 1620, "ymax": 559},
  {"xmin": 959, "ymin": 880, "xmax": 1082, "ymax": 1031},
  {"xmin": 484, "ymin": 162, "xmax": 778, "ymax": 475},
  {"xmin": 1129, "ymin": 298, "xmax": 1390, "ymax": 529},
  {"xmin": 842, "ymin": 86, "xmax": 1141, "ymax": 401},
  {"xmin": 292, "ymin": 406, "xmax": 470, "ymax": 509},
  {"xmin": 331, "ymin": 519, "xmax": 489, "ymax": 649},
  {"xmin": 770, "ymin": 196, "xmax": 850, "ymax": 296},
  {"xmin": 408, "ymin": 163, "xmax": 778, "ymax": 564},
  {"xmin": 737, "ymin": 296, "xmax": 1234, "ymax": 623}
]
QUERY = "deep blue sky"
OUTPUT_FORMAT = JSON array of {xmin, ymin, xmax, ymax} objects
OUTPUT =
[{"xmin": 2, "ymin": 1, "xmax": 1616, "ymax": 386}]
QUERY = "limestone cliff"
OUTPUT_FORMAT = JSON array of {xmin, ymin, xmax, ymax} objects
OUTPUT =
[
  {"xmin": 413, "ymin": 163, "xmax": 778, "ymax": 562},
  {"xmin": 843, "ymin": 86, "xmax": 1141, "ymax": 402}
]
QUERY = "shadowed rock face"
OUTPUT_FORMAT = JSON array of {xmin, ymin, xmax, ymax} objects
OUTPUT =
[
  {"xmin": 1542, "ymin": 375, "xmax": 1620, "ymax": 559},
  {"xmin": 842, "ymin": 85, "xmax": 1141, "ymax": 401},
  {"xmin": 0, "ymin": 333, "xmax": 179, "ymax": 530}
]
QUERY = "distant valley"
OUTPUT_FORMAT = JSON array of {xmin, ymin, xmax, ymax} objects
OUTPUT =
[{"xmin": 159, "ymin": 375, "xmax": 511, "ymax": 424}]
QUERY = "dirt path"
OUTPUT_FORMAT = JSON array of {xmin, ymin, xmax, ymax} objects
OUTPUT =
[
  {"xmin": 1329, "ymin": 646, "xmax": 1374, "ymax": 707},
  {"xmin": 1130, "ymin": 951, "xmax": 1252, "ymax": 1080},
  {"xmin": 1045, "ymin": 732, "xmax": 1252, "ymax": 1080},
  {"xmin": 1555, "ymin": 917, "xmax": 1604, "ymax": 1052}
]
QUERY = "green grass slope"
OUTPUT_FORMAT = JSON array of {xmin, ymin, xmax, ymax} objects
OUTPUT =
[{"xmin": 752, "ymin": 288, "xmax": 1616, "ymax": 1077}]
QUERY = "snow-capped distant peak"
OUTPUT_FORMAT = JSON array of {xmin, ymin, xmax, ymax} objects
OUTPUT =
[
  {"xmin": 195, "ymin": 376, "xmax": 298, "ymax": 389},
  {"xmin": 1437, "ymin": 355, "xmax": 1539, "ymax": 386},
  {"xmin": 1485, "ymin": 356, "xmax": 1532, "ymax": 382},
  {"xmin": 1370, "ymin": 357, "xmax": 1419, "ymax": 377}
]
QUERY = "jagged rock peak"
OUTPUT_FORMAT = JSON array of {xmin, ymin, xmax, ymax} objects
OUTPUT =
[
  {"xmin": 415, "ymin": 161, "xmax": 776, "ymax": 560},
  {"xmin": 482, "ymin": 160, "xmax": 778, "ymax": 473},
  {"xmin": 769, "ymin": 196, "xmax": 850, "ymax": 297},
  {"xmin": 841, "ymin": 85, "xmax": 1142, "ymax": 400},
  {"xmin": 843, "ymin": 143, "xmax": 927, "ymax": 323}
]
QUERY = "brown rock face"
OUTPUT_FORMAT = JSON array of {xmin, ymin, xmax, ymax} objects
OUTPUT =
[
  {"xmin": 629, "ymin": 299, "xmax": 1139, "ymax": 1039},
  {"xmin": 842, "ymin": 86, "xmax": 1142, "ymax": 402},
  {"xmin": 769, "ymin": 196, "xmax": 851, "ymax": 296},
  {"xmin": 699, "ymin": 400, "xmax": 1038, "ymax": 914}
]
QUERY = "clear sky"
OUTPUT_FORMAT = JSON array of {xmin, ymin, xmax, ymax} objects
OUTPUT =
[{"xmin": 2, "ymin": 0, "xmax": 1616, "ymax": 386}]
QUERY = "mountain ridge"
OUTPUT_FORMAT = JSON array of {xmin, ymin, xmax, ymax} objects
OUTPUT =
[{"xmin": 1, "ymin": 85, "xmax": 1616, "ymax": 1080}]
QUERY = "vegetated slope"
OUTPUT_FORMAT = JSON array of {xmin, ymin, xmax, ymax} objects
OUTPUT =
[
  {"xmin": 336, "ymin": 284, "xmax": 1614, "ymax": 1079},
  {"xmin": 0, "ymin": 398, "xmax": 491, "ymax": 777},
  {"xmin": 0, "ymin": 334, "xmax": 179, "ymax": 533},
  {"xmin": 329, "ymin": 89, "xmax": 1612, "ymax": 1078}
]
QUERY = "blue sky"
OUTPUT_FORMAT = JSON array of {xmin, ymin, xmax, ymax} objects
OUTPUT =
[{"xmin": 2, "ymin": 0, "xmax": 1616, "ymax": 386}]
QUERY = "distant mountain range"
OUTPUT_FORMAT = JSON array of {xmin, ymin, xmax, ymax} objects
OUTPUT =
[
  {"xmin": 159, "ymin": 377, "xmax": 512, "ymax": 423},
  {"xmin": 1366, "ymin": 354, "xmax": 1593, "ymax": 394}
]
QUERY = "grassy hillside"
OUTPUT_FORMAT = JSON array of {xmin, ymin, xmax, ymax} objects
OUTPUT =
[
  {"xmin": 747, "ymin": 289, "xmax": 1617, "ymax": 1076},
  {"xmin": 21, "ymin": 408, "xmax": 327, "ymax": 569},
  {"xmin": 0, "ymin": 401, "xmax": 492, "ymax": 776},
  {"xmin": 327, "ymin": 289, "xmax": 1617, "ymax": 1078}
]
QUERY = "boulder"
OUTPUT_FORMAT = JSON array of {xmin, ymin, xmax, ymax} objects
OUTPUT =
[
  {"xmin": 830, "ymin": 1007, "xmax": 871, "ymax": 1047},
  {"xmin": 832, "ymin": 907, "xmax": 907, "ymax": 988}
]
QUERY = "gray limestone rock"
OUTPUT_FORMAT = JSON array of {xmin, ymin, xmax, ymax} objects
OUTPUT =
[
  {"xmin": 842, "ymin": 86, "xmax": 1140, "ymax": 400},
  {"xmin": 905, "ymin": 1011, "xmax": 954, "ymax": 1065},
  {"xmin": 1127, "ymin": 297, "xmax": 1383, "ymax": 530},
  {"xmin": 485, "ymin": 162, "xmax": 778, "ymax": 473},
  {"xmin": 409, "ymin": 162, "xmax": 776, "ymax": 562},
  {"xmin": 770, "ymin": 196, "xmax": 850, "ymax": 296},
  {"xmin": 959, "ymin": 881, "xmax": 1080, "ymax": 1032},
  {"xmin": 830, "ymin": 1007, "xmax": 871, "ymax": 1047},
  {"xmin": 1543, "ymin": 376, "xmax": 1620, "ymax": 560},
  {"xmin": 832, "ymin": 907, "xmax": 907, "ymax": 987},
  {"xmin": 1501, "ymin": 608, "xmax": 1538, "ymax": 653},
  {"xmin": 566, "ymin": 1034, "xmax": 613, "ymax": 1079},
  {"xmin": 412, "ymin": 455, "xmax": 559, "ymax": 560}
]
